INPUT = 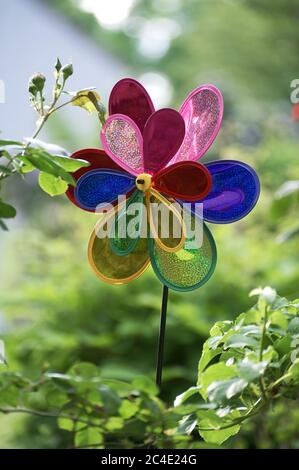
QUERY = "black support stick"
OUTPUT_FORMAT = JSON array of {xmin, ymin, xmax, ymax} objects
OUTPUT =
[{"xmin": 155, "ymin": 285, "xmax": 169, "ymax": 388}]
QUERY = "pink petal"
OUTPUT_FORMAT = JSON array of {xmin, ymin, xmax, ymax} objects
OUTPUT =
[
  {"xmin": 109, "ymin": 78, "xmax": 155, "ymax": 133},
  {"xmin": 100, "ymin": 114, "xmax": 144, "ymax": 176},
  {"xmin": 143, "ymin": 109, "xmax": 185, "ymax": 174},
  {"xmin": 170, "ymin": 85, "xmax": 223, "ymax": 164}
]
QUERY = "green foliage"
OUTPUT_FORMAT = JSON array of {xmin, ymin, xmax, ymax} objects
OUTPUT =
[
  {"xmin": 38, "ymin": 173, "xmax": 69, "ymax": 197},
  {"xmin": 1, "ymin": 0, "xmax": 299, "ymax": 449},
  {"xmin": 1, "ymin": 288, "xmax": 299, "ymax": 448},
  {"xmin": 0, "ymin": 363, "xmax": 188, "ymax": 449},
  {"xmin": 176, "ymin": 287, "xmax": 299, "ymax": 445},
  {"xmin": 0, "ymin": 58, "xmax": 107, "ymax": 228}
]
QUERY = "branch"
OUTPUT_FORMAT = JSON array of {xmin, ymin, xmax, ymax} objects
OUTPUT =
[{"xmin": 0, "ymin": 407, "xmax": 98, "ymax": 427}]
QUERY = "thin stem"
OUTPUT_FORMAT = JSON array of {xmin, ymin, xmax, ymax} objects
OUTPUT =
[
  {"xmin": 48, "ymin": 98, "xmax": 75, "ymax": 115},
  {"xmin": 39, "ymin": 91, "xmax": 44, "ymax": 116},
  {"xmin": 267, "ymin": 373, "xmax": 291, "ymax": 391},
  {"xmin": 259, "ymin": 304, "xmax": 268, "ymax": 361},
  {"xmin": 197, "ymin": 399, "xmax": 264, "ymax": 432},
  {"xmin": 259, "ymin": 303, "xmax": 268, "ymax": 402},
  {"xmin": 0, "ymin": 407, "xmax": 97, "ymax": 427},
  {"xmin": 155, "ymin": 285, "xmax": 169, "ymax": 388}
]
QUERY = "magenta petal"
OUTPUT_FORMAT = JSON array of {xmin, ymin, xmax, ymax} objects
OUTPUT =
[
  {"xmin": 101, "ymin": 114, "xmax": 143, "ymax": 176},
  {"xmin": 143, "ymin": 109, "xmax": 185, "ymax": 174},
  {"xmin": 170, "ymin": 85, "xmax": 223, "ymax": 165},
  {"xmin": 109, "ymin": 78, "xmax": 155, "ymax": 134}
]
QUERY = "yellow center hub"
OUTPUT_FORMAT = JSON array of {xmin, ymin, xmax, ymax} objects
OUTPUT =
[{"xmin": 135, "ymin": 173, "xmax": 152, "ymax": 192}]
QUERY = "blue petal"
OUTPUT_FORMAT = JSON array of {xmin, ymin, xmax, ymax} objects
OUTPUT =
[
  {"xmin": 74, "ymin": 169, "xmax": 135, "ymax": 211},
  {"xmin": 191, "ymin": 160, "xmax": 260, "ymax": 224}
]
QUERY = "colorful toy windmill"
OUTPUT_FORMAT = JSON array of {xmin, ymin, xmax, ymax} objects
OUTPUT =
[
  {"xmin": 66, "ymin": 78, "xmax": 260, "ymax": 292},
  {"xmin": 66, "ymin": 78, "xmax": 260, "ymax": 386}
]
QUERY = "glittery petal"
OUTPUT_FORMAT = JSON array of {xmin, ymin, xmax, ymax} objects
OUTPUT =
[
  {"xmin": 149, "ymin": 219, "xmax": 217, "ymax": 291},
  {"xmin": 109, "ymin": 190, "xmax": 145, "ymax": 256},
  {"xmin": 88, "ymin": 209, "xmax": 150, "ymax": 285},
  {"xmin": 170, "ymin": 85, "xmax": 223, "ymax": 165},
  {"xmin": 143, "ymin": 109, "xmax": 185, "ymax": 174},
  {"xmin": 191, "ymin": 160, "xmax": 260, "ymax": 224},
  {"xmin": 109, "ymin": 78, "xmax": 155, "ymax": 133},
  {"xmin": 153, "ymin": 161, "xmax": 212, "ymax": 202},
  {"xmin": 74, "ymin": 169, "xmax": 135, "ymax": 211},
  {"xmin": 101, "ymin": 114, "xmax": 143, "ymax": 176},
  {"xmin": 66, "ymin": 148, "xmax": 125, "ymax": 211}
]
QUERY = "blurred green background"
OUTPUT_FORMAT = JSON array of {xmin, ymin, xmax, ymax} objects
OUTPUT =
[{"xmin": 1, "ymin": 0, "xmax": 299, "ymax": 448}]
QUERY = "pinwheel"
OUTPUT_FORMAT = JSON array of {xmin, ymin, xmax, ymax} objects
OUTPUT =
[
  {"xmin": 66, "ymin": 78, "xmax": 260, "ymax": 292},
  {"xmin": 66, "ymin": 78, "xmax": 260, "ymax": 386}
]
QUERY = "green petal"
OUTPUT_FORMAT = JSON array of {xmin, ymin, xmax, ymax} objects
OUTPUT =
[
  {"xmin": 109, "ymin": 190, "xmax": 145, "ymax": 256},
  {"xmin": 149, "ymin": 219, "xmax": 217, "ymax": 291}
]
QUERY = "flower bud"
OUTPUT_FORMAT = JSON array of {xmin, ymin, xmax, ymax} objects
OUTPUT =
[
  {"xmin": 55, "ymin": 57, "xmax": 62, "ymax": 72},
  {"xmin": 61, "ymin": 63, "xmax": 73, "ymax": 80},
  {"xmin": 30, "ymin": 73, "xmax": 46, "ymax": 92},
  {"xmin": 28, "ymin": 81, "xmax": 38, "ymax": 97}
]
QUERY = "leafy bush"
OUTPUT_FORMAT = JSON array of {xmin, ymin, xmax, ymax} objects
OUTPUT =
[{"xmin": 1, "ymin": 287, "xmax": 299, "ymax": 448}]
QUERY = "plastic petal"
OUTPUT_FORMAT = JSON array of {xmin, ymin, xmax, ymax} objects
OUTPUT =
[
  {"xmin": 101, "ymin": 114, "xmax": 143, "ymax": 175},
  {"xmin": 143, "ymin": 109, "xmax": 185, "ymax": 174},
  {"xmin": 88, "ymin": 209, "xmax": 150, "ymax": 285},
  {"xmin": 192, "ymin": 160, "xmax": 260, "ymax": 224},
  {"xmin": 153, "ymin": 161, "xmax": 212, "ymax": 202},
  {"xmin": 170, "ymin": 85, "xmax": 223, "ymax": 164},
  {"xmin": 146, "ymin": 189, "xmax": 186, "ymax": 253},
  {"xmin": 109, "ymin": 190, "xmax": 145, "ymax": 256},
  {"xmin": 66, "ymin": 148, "xmax": 125, "ymax": 211},
  {"xmin": 149, "ymin": 219, "xmax": 217, "ymax": 291},
  {"xmin": 109, "ymin": 78, "xmax": 155, "ymax": 133},
  {"xmin": 74, "ymin": 169, "xmax": 135, "ymax": 211}
]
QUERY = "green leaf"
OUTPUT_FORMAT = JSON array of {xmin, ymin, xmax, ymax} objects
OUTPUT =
[
  {"xmin": 119, "ymin": 399, "xmax": 139, "ymax": 419},
  {"xmin": 19, "ymin": 157, "xmax": 36, "ymax": 174},
  {"xmin": 199, "ymin": 420, "xmax": 240, "ymax": 445},
  {"xmin": 178, "ymin": 414, "xmax": 197, "ymax": 435},
  {"xmin": 198, "ymin": 362, "xmax": 236, "ymax": 400},
  {"xmin": 287, "ymin": 317, "xmax": 299, "ymax": 335},
  {"xmin": 0, "ymin": 139, "xmax": 22, "ymax": 146},
  {"xmin": 275, "ymin": 180, "xmax": 299, "ymax": 199},
  {"xmin": 38, "ymin": 172, "xmax": 68, "ymax": 196},
  {"xmin": 198, "ymin": 346, "xmax": 222, "ymax": 373},
  {"xmin": 71, "ymin": 90, "xmax": 101, "ymax": 113},
  {"xmin": 131, "ymin": 376, "xmax": 158, "ymax": 395},
  {"xmin": 275, "ymin": 335, "xmax": 292, "ymax": 357},
  {"xmin": 224, "ymin": 334, "xmax": 259, "ymax": 349},
  {"xmin": 67, "ymin": 362, "xmax": 100, "ymax": 379},
  {"xmin": 50, "ymin": 155, "xmax": 90, "ymax": 172},
  {"xmin": 0, "ymin": 200, "xmax": 16, "ymax": 218},
  {"xmin": 174, "ymin": 386, "xmax": 201, "ymax": 407},
  {"xmin": 75, "ymin": 428, "xmax": 103, "ymax": 448},
  {"xmin": 20, "ymin": 149, "xmax": 75, "ymax": 186},
  {"xmin": 210, "ymin": 321, "xmax": 233, "ymax": 337},
  {"xmin": 197, "ymin": 410, "xmax": 240, "ymax": 445},
  {"xmin": 287, "ymin": 359, "xmax": 299, "ymax": 382},
  {"xmin": 58, "ymin": 416, "xmax": 74, "ymax": 431},
  {"xmin": 207, "ymin": 377, "xmax": 248, "ymax": 403},
  {"xmin": 99, "ymin": 386, "xmax": 121, "ymax": 414},
  {"xmin": 105, "ymin": 417, "xmax": 124, "ymax": 431},
  {"xmin": 247, "ymin": 345, "xmax": 277, "ymax": 364},
  {"xmin": 269, "ymin": 310, "xmax": 288, "ymax": 331},
  {"xmin": 237, "ymin": 358, "xmax": 267, "ymax": 382}
]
